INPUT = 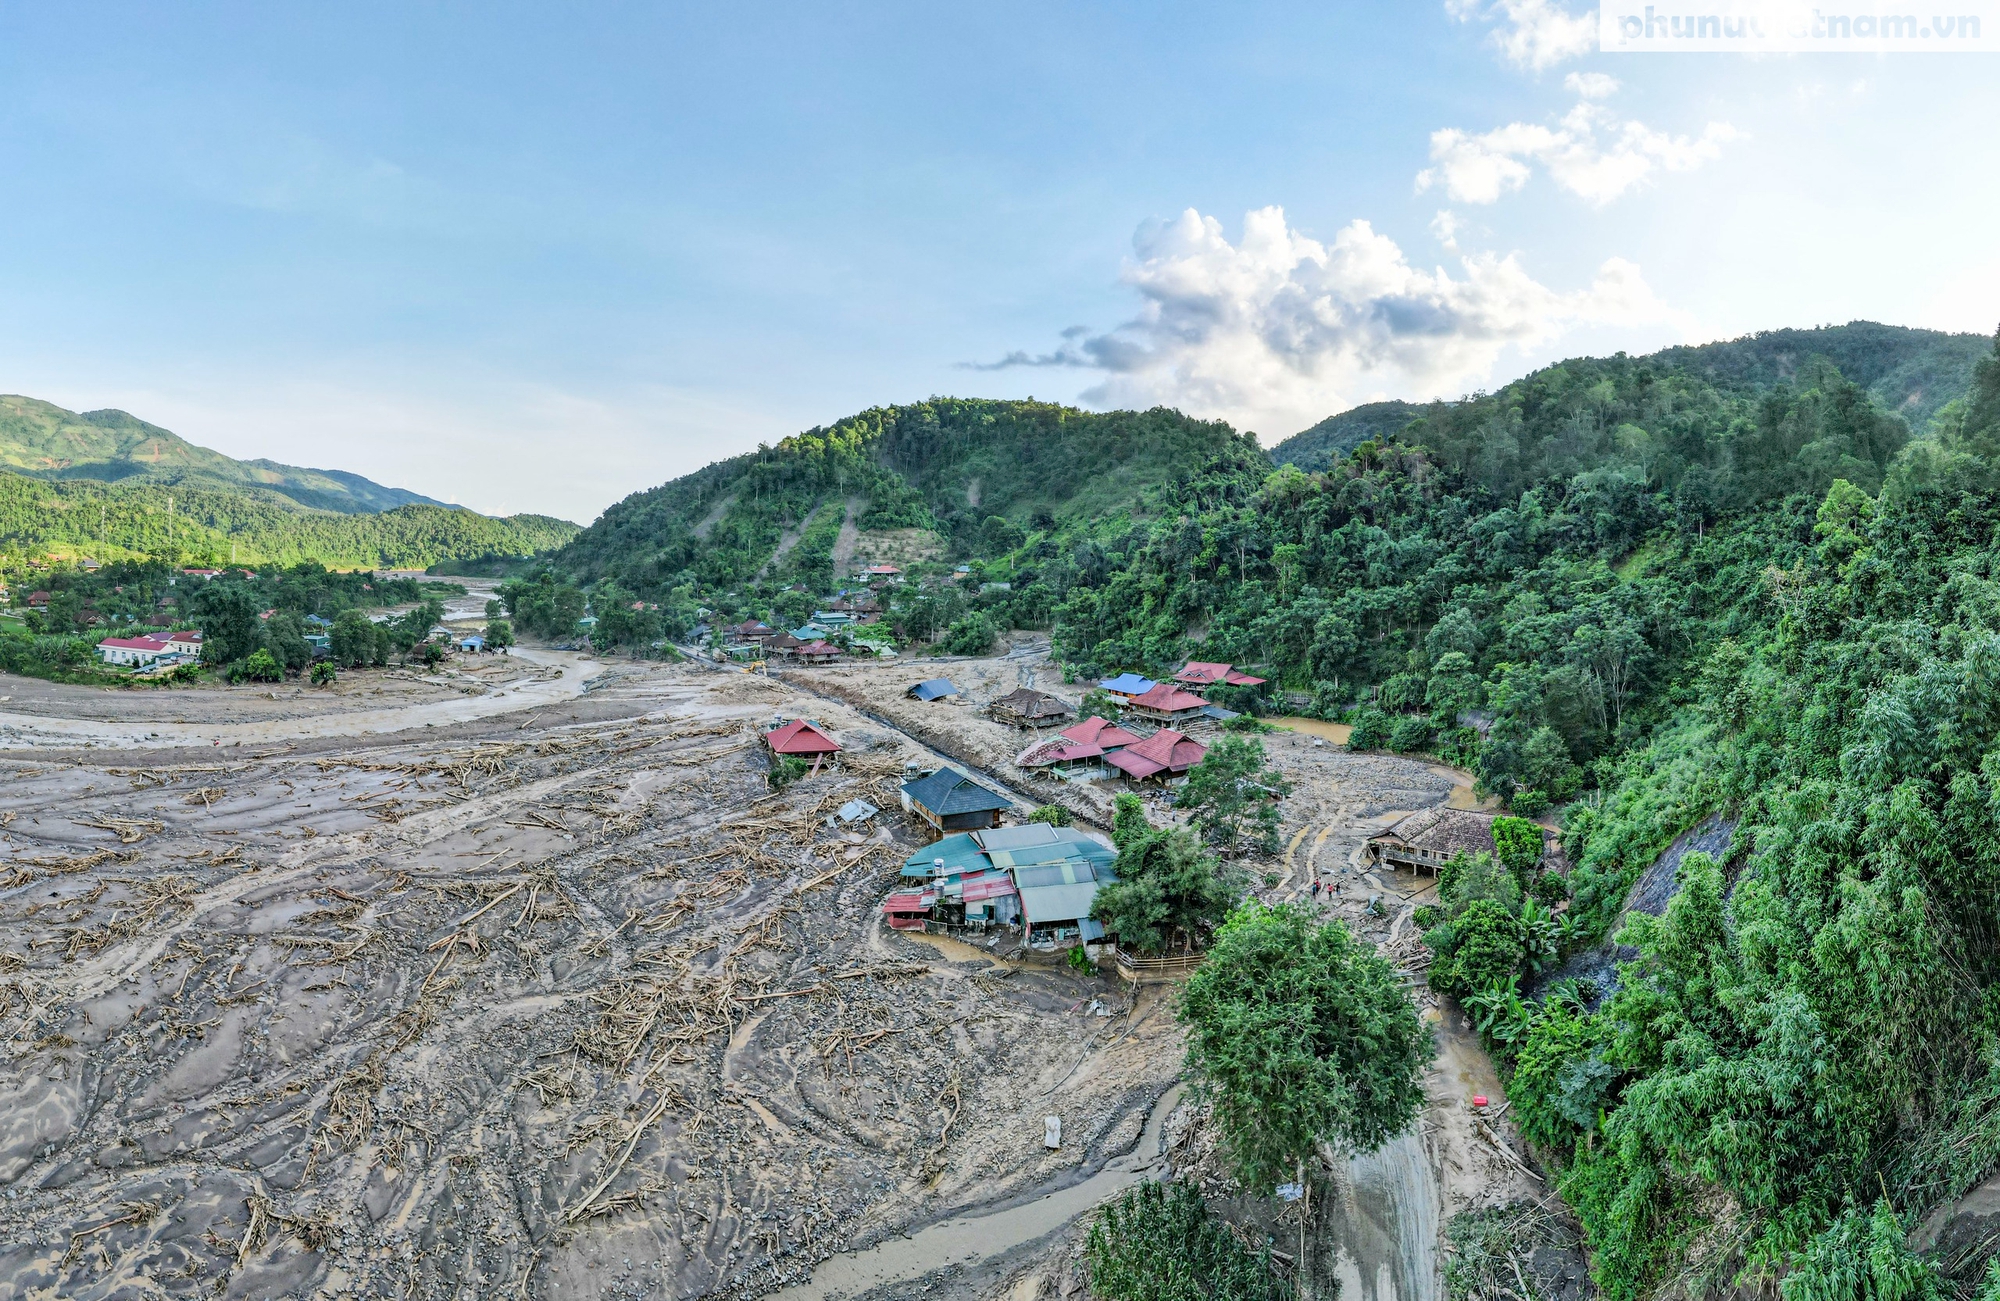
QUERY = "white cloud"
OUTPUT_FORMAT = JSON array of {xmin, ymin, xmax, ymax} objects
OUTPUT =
[
  {"xmin": 1430, "ymin": 209, "xmax": 1464, "ymax": 251},
  {"xmin": 1418, "ymin": 93, "xmax": 1742, "ymax": 206},
  {"xmin": 1564, "ymin": 71, "xmax": 1620, "ymax": 99},
  {"xmin": 1453, "ymin": 0, "xmax": 1598, "ymax": 70},
  {"xmin": 974, "ymin": 206, "xmax": 1681, "ymax": 438}
]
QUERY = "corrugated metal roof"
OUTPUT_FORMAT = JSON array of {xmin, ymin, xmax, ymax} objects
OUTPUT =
[
  {"xmin": 1098, "ymin": 673, "xmax": 1156, "ymax": 696},
  {"xmin": 960, "ymin": 871, "xmax": 1019, "ymax": 902},
  {"xmin": 908, "ymin": 678, "xmax": 960, "ymax": 701},
  {"xmin": 972, "ymin": 824, "xmax": 1062, "ymax": 851},
  {"xmin": 1018, "ymin": 881, "xmax": 1101, "ymax": 925},
  {"xmin": 900, "ymin": 767, "xmax": 1012, "ymax": 816},
  {"xmin": 1014, "ymin": 860, "xmax": 1100, "ymax": 888},
  {"xmin": 899, "ymin": 832, "xmax": 992, "ymax": 878}
]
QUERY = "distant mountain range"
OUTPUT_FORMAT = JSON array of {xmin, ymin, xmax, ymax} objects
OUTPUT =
[
  {"xmin": 1267, "ymin": 321, "xmax": 1993, "ymax": 472},
  {"xmin": 0, "ymin": 395, "xmax": 578, "ymax": 569},
  {"xmin": 0, "ymin": 396, "xmax": 451, "ymax": 514}
]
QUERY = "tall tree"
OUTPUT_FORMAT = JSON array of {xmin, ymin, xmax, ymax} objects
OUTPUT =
[{"xmin": 1179, "ymin": 903, "xmax": 1430, "ymax": 1190}]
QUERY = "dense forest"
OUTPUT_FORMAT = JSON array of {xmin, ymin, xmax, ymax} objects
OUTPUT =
[
  {"xmin": 0, "ymin": 471, "xmax": 577, "ymax": 570},
  {"xmin": 550, "ymin": 320, "xmax": 2000, "ymax": 1297},
  {"xmin": 0, "ymin": 394, "xmax": 450, "ymax": 513}
]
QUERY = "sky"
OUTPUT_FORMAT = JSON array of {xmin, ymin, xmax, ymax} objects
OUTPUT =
[{"xmin": 1, "ymin": 2, "xmax": 1997, "ymax": 524}]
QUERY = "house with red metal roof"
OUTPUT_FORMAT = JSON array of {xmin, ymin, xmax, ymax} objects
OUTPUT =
[
  {"xmin": 96, "ymin": 634, "xmax": 176, "ymax": 667},
  {"xmin": 1173, "ymin": 662, "xmax": 1267, "ymax": 693},
  {"xmin": 1123, "ymin": 682, "xmax": 1212, "ymax": 729},
  {"xmin": 1105, "ymin": 728, "xmax": 1207, "ymax": 783},
  {"xmin": 764, "ymin": 719, "xmax": 841, "ymax": 757},
  {"xmin": 794, "ymin": 639, "xmax": 842, "ymax": 664},
  {"xmin": 1061, "ymin": 716, "xmax": 1143, "ymax": 750}
]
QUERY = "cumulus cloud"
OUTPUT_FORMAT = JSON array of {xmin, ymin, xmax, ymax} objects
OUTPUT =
[
  {"xmin": 1430, "ymin": 209, "xmax": 1464, "ymax": 251},
  {"xmin": 1452, "ymin": 0, "xmax": 1597, "ymax": 70},
  {"xmin": 971, "ymin": 206, "xmax": 1679, "ymax": 438},
  {"xmin": 1564, "ymin": 71, "xmax": 1619, "ymax": 99},
  {"xmin": 1417, "ymin": 89, "xmax": 1741, "ymax": 206}
]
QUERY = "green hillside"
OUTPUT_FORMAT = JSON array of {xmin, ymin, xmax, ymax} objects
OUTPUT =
[
  {"xmin": 1269, "ymin": 321, "xmax": 1985, "ymax": 475},
  {"xmin": 1268, "ymin": 399, "xmax": 1423, "ymax": 472},
  {"xmin": 0, "ymin": 395, "xmax": 449, "ymax": 513},
  {"xmin": 559, "ymin": 398, "xmax": 1265, "ymax": 592},
  {"xmin": 0, "ymin": 471, "xmax": 576, "ymax": 570},
  {"xmin": 541, "ymin": 321, "xmax": 2000, "ymax": 1301}
]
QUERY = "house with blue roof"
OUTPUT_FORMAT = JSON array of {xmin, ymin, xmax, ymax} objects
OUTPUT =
[{"xmin": 1097, "ymin": 672, "xmax": 1157, "ymax": 700}]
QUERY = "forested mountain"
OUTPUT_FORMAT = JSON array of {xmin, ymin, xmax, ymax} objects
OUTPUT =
[
  {"xmin": 0, "ymin": 395, "xmax": 450, "ymax": 513},
  {"xmin": 1267, "ymin": 399, "xmax": 1422, "ymax": 471},
  {"xmin": 0, "ymin": 471, "xmax": 576, "ymax": 569},
  {"xmin": 552, "ymin": 320, "xmax": 2000, "ymax": 1300},
  {"xmin": 559, "ymin": 398, "xmax": 1264, "ymax": 594},
  {"xmin": 0, "ymin": 394, "xmax": 578, "ymax": 569}
]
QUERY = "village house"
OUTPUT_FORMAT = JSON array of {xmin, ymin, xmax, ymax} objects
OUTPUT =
[
  {"xmin": 863, "ymin": 563, "xmax": 904, "ymax": 582},
  {"xmin": 94, "ymin": 627, "xmax": 204, "ymax": 668},
  {"xmin": 1105, "ymin": 728, "xmax": 1206, "ymax": 783},
  {"xmin": 907, "ymin": 678, "xmax": 960, "ymax": 702},
  {"xmin": 764, "ymin": 718, "xmax": 841, "ymax": 760},
  {"xmin": 764, "ymin": 633, "xmax": 805, "ymax": 660},
  {"xmin": 1014, "ymin": 735, "xmax": 1106, "ymax": 779},
  {"xmin": 890, "ymin": 823, "xmax": 1119, "ymax": 939},
  {"xmin": 96, "ymin": 634, "xmax": 174, "ymax": 667},
  {"xmin": 793, "ymin": 639, "xmax": 842, "ymax": 664},
  {"xmin": 989, "ymin": 687, "xmax": 1074, "ymax": 729},
  {"xmin": 1123, "ymin": 682, "xmax": 1211, "ymax": 730},
  {"xmin": 1062, "ymin": 715, "xmax": 1144, "ymax": 751},
  {"xmin": 728, "ymin": 619, "xmax": 776, "ymax": 646},
  {"xmin": 1364, "ymin": 808, "xmax": 1537, "ymax": 877},
  {"xmin": 1014, "ymin": 715, "xmax": 1143, "ymax": 780},
  {"xmin": 26, "ymin": 591, "xmax": 50, "ymax": 609},
  {"xmin": 1173, "ymin": 661, "xmax": 1267, "ymax": 694},
  {"xmin": 898, "ymin": 766, "xmax": 1013, "ymax": 835},
  {"xmin": 1096, "ymin": 672, "xmax": 1156, "ymax": 702}
]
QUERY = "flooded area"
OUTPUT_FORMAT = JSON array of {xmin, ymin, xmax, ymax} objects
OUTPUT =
[
  {"xmin": 772, "ymin": 1084, "xmax": 1188, "ymax": 1301},
  {"xmin": 0, "ymin": 640, "xmax": 1546, "ymax": 1301}
]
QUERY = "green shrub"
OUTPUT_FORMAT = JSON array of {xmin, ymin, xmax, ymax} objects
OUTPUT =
[
  {"xmin": 1387, "ymin": 713, "xmax": 1433, "ymax": 753},
  {"xmin": 1028, "ymin": 804, "xmax": 1074, "ymax": 827},
  {"xmin": 1084, "ymin": 1181, "xmax": 1286, "ymax": 1301},
  {"xmin": 1425, "ymin": 899, "xmax": 1526, "ymax": 999},
  {"xmin": 1780, "ymin": 1200, "xmax": 1947, "ymax": 1301},
  {"xmin": 1179, "ymin": 903, "xmax": 1430, "ymax": 1186},
  {"xmin": 234, "ymin": 648, "xmax": 284, "ymax": 683},
  {"xmin": 767, "ymin": 754, "xmax": 810, "ymax": 790},
  {"xmin": 937, "ymin": 612, "xmax": 996, "ymax": 656},
  {"xmin": 1510, "ymin": 788, "xmax": 1551, "ymax": 818},
  {"xmin": 1346, "ymin": 707, "xmax": 1390, "ymax": 749},
  {"xmin": 309, "ymin": 660, "xmax": 337, "ymax": 686}
]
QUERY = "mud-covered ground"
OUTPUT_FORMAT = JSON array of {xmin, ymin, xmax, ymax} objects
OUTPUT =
[{"xmin": 1, "ymin": 646, "xmax": 1546, "ymax": 1301}]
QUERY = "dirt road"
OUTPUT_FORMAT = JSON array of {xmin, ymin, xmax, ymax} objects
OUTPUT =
[{"xmin": 0, "ymin": 648, "xmax": 593, "ymax": 752}]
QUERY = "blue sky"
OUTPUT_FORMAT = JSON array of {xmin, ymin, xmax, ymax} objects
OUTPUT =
[{"xmin": 2, "ymin": 1, "xmax": 1996, "ymax": 522}]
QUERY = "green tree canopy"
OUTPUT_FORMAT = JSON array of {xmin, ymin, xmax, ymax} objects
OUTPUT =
[
  {"xmin": 1175, "ymin": 735, "xmax": 1291, "ymax": 855},
  {"xmin": 1091, "ymin": 827, "xmax": 1246, "ymax": 955},
  {"xmin": 1179, "ymin": 903, "xmax": 1430, "ymax": 1189}
]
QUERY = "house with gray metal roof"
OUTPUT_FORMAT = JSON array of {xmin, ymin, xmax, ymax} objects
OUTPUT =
[{"xmin": 898, "ymin": 766, "xmax": 1013, "ymax": 835}]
